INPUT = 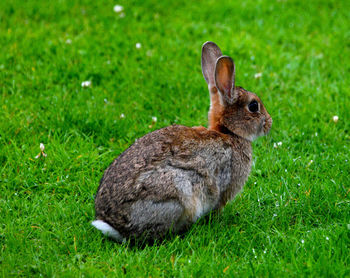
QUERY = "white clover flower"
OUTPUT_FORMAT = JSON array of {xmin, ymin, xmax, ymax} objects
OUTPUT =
[
  {"xmin": 81, "ymin": 80, "xmax": 92, "ymax": 87},
  {"xmin": 326, "ymin": 237, "xmax": 329, "ymax": 240},
  {"xmin": 152, "ymin": 116, "xmax": 157, "ymax": 122},
  {"xmin": 113, "ymin": 5, "xmax": 123, "ymax": 13},
  {"xmin": 135, "ymin": 43, "xmax": 142, "ymax": 49},
  {"xmin": 120, "ymin": 113, "xmax": 125, "ymax": 118},
  {"xmin": 254, "ymin": 72, "xmax": 262, "ymax": 79},
  {"xmin": 301, "ymin": 239, "xmax": 304, "ymax": 244},
  {"xmin": 333, "ymin": 115, "xmax": 339, "ymax": 123}
]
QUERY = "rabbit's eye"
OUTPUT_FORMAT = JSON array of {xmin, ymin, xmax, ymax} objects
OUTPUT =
[{"xmin": 248, "ymin": 100, "xmax": 259, "ymax": 113}]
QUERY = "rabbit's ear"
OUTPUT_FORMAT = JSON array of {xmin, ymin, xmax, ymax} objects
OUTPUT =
[
  {"xmin": 201, "ymin": 41, "xmax": 223, "ymax": 86},
  {"xmin": 215, "ymin": 56, "xmax": 237, "ymax": 105}
]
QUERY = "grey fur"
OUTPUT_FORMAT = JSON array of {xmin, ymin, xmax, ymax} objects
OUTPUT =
[
  {"xmin": 94, "ymin": 126, "xmax": 252, "ymax": 240},
  {"xmin": 129, "ymin": 200, "xmax": 184, "ymax": 238}
]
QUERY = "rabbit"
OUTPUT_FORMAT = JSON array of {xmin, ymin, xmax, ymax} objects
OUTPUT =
[{"xmin": 92, "ymin": 41, "xmax": 272, "ymax": 242}]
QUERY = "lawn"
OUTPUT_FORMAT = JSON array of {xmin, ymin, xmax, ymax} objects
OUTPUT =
[{"xmin": 1, "ymin": 0, "xmax": 349, "ymax": 276}]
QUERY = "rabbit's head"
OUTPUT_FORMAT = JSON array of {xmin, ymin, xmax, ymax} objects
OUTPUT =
[{"xmin": 201, "ymin": 42, "xmax": 272, "ymax": 141}]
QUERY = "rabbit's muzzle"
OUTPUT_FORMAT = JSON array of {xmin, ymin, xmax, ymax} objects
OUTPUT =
[{"xmin": 263, "ymin": 116, "xmax": 272, "ymax": 135}]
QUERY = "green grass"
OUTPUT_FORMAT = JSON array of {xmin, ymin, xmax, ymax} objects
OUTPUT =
[{"xmin": 1, "ymin": 0, "xmax": 349, "ymax": 276}]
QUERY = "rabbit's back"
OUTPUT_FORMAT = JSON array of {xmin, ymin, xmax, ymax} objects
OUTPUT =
[{"xmin": 95, "ymin": 125, "xmax": 251, "ymax": 239}]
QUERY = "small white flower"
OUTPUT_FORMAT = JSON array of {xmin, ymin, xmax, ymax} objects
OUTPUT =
[
  {"xmin": 301, "ymin": 239, "xmax": 304, "ymax": 244},
  {"xmin": 273, "ymin": 213, "xmax": 277, "ymax": 217},
  {"xmin": 113, "ymin": 5, "xmax": 123, "ymax": 13},
  {"xmin": 104, "ymin": 98, "xmax": 108, "ymax": 103},
  {"xmin": 315, "ymin": 132, "xmax": 318, "ymax": 137},
  {"xmin": 263, "ymin": 250, "xmax": 267, "ymax": 254},
  {"xmin": 120, "ymin": 113, "xmax": 125, "ymax": 118},
  {"xmin": 65, "ymin": 39, "xmax": 72, "ymax": 44},
  {"xmin": 152, "ymin": 116, "xmax": 157, "ymax": 122},
  {"xmin": 81, "ymin": 80, "xmax": 92, "ymax": 87},
  {"xmin": 274, "ymin": 141, "xmax": 282, "ymax": 148},
  {"xmin": 326, "ymin": 237, "xmax": 329, "ymax": 240},
  {"xmin": 35, "ymin": 143, "xmax": 47, "ymax": 159},
  {"xmin": 254, "ymin": 72, "xmax": 262, "ymax": 79},
  {"xmin": 333, "ymin": 115, "xmax": 339, "ymax": 123},
  {"xmin": 136, "ymin": 42, "xmax": 142, "ymax": 49}
]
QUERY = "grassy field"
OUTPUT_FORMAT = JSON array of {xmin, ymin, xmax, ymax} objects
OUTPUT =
[{"xmin": 1, "ymin": 0, "xmax": 349, "ymax": 276}]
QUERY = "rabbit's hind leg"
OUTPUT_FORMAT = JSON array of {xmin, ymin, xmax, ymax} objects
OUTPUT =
[{"xmin": 129, "ymin": 200, "xmax": 184, "ymax": 239}]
